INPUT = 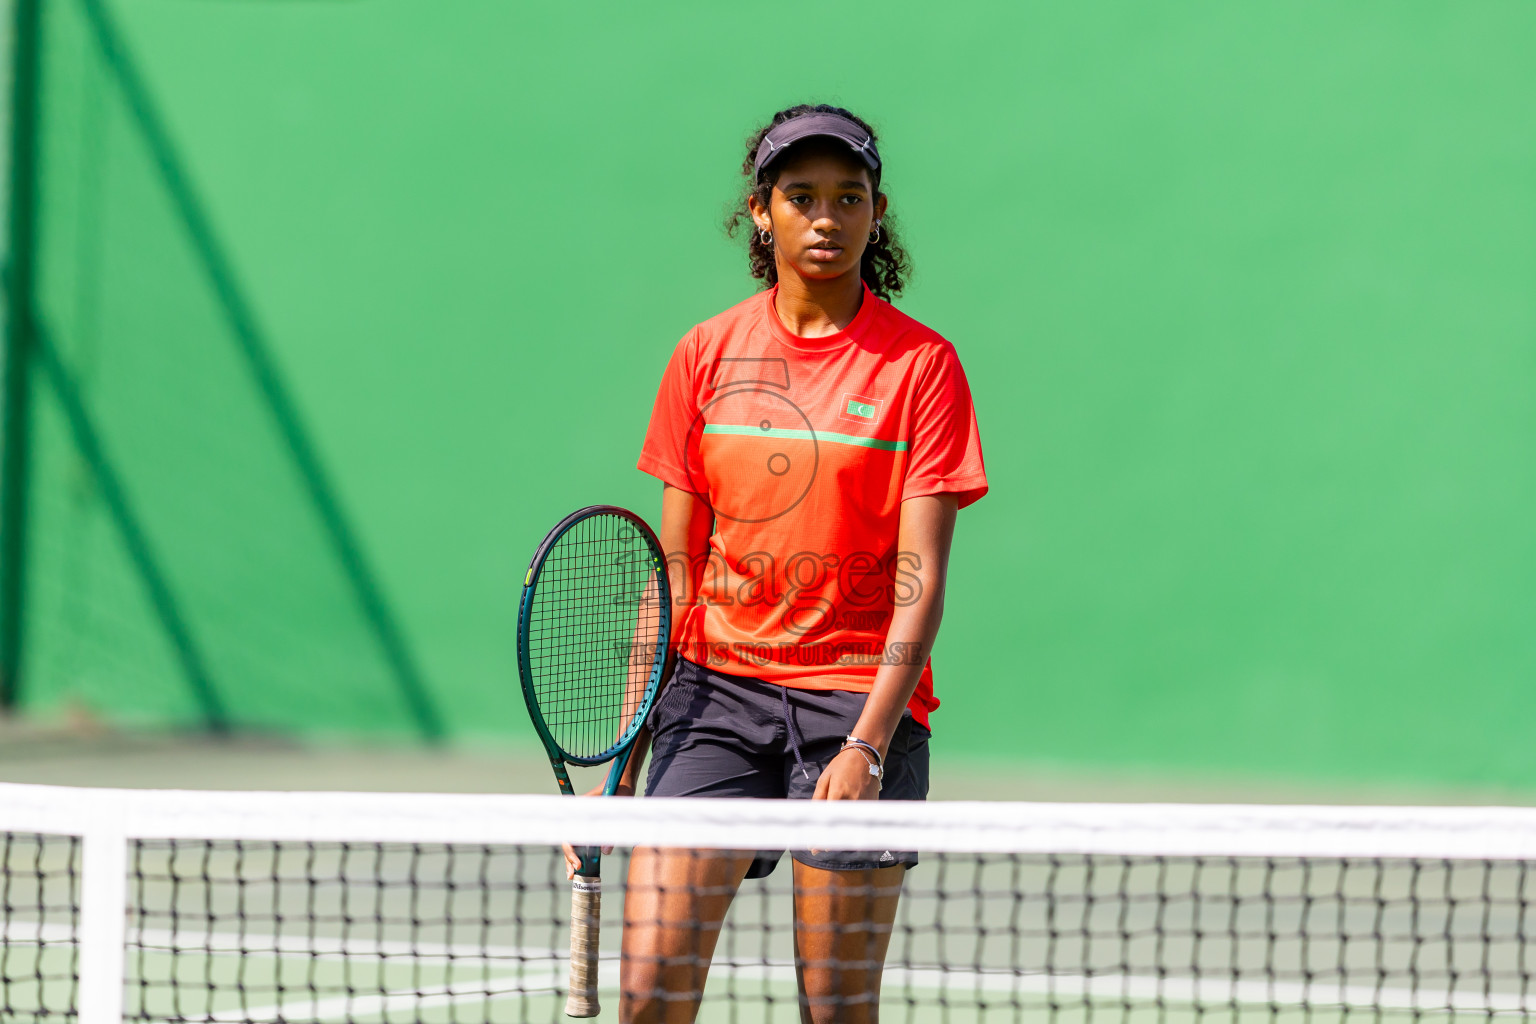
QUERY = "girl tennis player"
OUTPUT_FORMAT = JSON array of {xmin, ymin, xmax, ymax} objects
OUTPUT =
[{"xmin": 571, "ymin": 103, "xmax": 987, "ymax": 1023}]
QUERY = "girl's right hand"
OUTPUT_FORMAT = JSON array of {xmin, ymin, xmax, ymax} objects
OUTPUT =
[{"xmin": 561, "ymin": 780, "xmax": 634, "ymax": 879}]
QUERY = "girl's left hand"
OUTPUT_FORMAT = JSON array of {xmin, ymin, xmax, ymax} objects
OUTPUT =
[{"xmin": 813, "ymin": 746, "xmax": 881, "ymax": 801}]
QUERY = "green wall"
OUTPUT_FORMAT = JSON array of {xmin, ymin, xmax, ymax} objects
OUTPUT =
[{"xmin": 19, "ymin": 0, "xmax": 1536, "ymax": 788}]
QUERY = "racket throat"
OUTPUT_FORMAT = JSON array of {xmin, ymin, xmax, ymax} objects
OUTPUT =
[
  {"xmin": 551, "ymin": 759, "xmax": 575, "ymax": 796},
  {"xmin": 603, "ymin": 745, "xmax": 634, "ymax": 795}
]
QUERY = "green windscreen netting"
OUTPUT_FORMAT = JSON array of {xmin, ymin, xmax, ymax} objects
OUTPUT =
[
  {"xmin": 18, "ymin": 0, "xmax": 439, "ymax": 737},
  {"xmin": 5, "ymin": 0, "xmax": 1533, "ymax": 781}
]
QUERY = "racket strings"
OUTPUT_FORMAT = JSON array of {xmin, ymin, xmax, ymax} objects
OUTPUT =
[{"xmin": 526, "ymin": 513, "xmax": 664, "ymax": 760}]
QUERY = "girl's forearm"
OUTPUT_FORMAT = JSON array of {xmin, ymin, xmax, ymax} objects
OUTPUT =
[
  {"xmin": 618, "ymin": 726, "xmax": 652, "ymax": 791},
  {"xmin": 849, "ymin": 494, "xmax": 957, "ymax": 757},
  {"xmin": 850, "ymin": 577, "xmax": 946, "ymax": 758}
]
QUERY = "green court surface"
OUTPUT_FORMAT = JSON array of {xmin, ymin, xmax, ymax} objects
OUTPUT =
[{"xmin": 2, "ymin": 716, "xmax": 1533, "ymax": 806}]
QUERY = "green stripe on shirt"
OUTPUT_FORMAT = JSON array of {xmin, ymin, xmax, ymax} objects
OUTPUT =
[{"xmin": 703, "ymin": 423, "xmax": 909, "ymax": 452}]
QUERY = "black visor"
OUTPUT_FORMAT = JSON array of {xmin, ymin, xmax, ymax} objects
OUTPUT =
[{"xmin": 753, "ymin": 113, "xmax": 881, "ymax": 182}]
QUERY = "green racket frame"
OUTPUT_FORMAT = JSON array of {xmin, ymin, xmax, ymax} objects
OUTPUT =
[{"xmin": 516, "ymin": 504, "xmax": 671, "ymax": 876}]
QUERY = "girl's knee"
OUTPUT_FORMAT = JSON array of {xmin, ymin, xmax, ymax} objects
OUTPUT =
[
  {"xmin": 798, "ymin": 984, "xmax": 879, "ymax": 1024},
  {"xmin": 619, "ymin": 954, "xmax": 707, "ymax": 1024}
]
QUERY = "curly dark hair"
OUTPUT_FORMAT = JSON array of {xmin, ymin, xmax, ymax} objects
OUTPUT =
[{"xmin": 726, "ymin": 103, "xmax": 912, "ymax": 301}]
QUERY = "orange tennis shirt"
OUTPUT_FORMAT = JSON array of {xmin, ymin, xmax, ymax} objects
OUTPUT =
[{"xmin": 638, "ymin": 285, "xmax": 987, "ymax": 728}]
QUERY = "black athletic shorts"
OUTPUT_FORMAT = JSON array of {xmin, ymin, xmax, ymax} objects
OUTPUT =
[{"xmin": 644, "ymin": 656, "xmax": 930, "ymax": 878}]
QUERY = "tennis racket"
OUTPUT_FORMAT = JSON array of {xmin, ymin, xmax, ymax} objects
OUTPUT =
[{"xmin": 516, "ymin": 505, "xmax": 672, "ymax": 1017}]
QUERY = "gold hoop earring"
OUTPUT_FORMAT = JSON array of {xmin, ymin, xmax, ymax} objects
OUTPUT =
[
  {"xmin": 758, "ymin": 228, "xmax": 773, "ymax": 246},
  {"xmin": 869, "ymin": 223, "xmax": 882, "ymax": 245}
]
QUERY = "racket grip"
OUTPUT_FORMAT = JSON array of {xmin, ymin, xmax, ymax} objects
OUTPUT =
[{"xmin": 566, "ymin": 875, "xmax": 601, "ymax": 1017}]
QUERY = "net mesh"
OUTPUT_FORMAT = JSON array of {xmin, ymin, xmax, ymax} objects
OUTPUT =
[
  {"xmin": 0, "ymin": 786, "xmax": 1533, "ymax": 1023},
  {"xmin": 0, "ymin": 832, "xmax": 79, "ymax": 1021}
]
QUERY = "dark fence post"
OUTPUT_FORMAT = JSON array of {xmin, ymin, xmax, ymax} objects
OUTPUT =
[{"xmin": 1, "ymin": 0, "xmax": 44, "ymax": 711}]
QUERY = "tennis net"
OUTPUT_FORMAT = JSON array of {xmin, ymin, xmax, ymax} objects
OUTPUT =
[{"xmin": 1, "ymin": 781, "xmax": 1533, "ymax": 1022}]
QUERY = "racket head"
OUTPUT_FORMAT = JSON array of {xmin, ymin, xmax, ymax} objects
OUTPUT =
[{"xmin": 516, "ymin": 505, "xmax": 671, "ymax": 767}]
